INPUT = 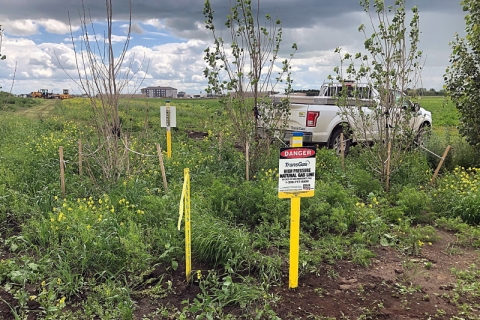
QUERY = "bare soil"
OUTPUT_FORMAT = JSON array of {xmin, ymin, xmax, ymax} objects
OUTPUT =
[{"xmin": 268, "ymin": 230, "xmax": 480, "ymax": 319}]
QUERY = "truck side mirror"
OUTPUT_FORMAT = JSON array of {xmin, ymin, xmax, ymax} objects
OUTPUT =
[{"xmin": 412, "ymin": 103, "xmax": 420, "ymax": 112}]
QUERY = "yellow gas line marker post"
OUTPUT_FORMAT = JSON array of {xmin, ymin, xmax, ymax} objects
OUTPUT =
[
  {"xmin": 178, "ymin": 168, "xmax": 191, "ymax": 281},
  {"xmin": 278, "ymin": 132, "xmax": 316, "ymax": 289},
  {"xmin": 160, "ymin": 101, "xmax": 176, "ymax": 159},
  {"xmin": 166, "ymin": 101, "xmax": 172, "ymax": 158},
  {"xmin": 289, "ymin": 194, "xmax": 301, "ymax": 288}
]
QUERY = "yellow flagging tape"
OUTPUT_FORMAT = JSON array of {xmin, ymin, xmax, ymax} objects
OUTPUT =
[
  {"xmin": 177, "ymin": 175, "xmax": 188, "ymax": 230},
  {"xmin": 177, "ymin": 168, "xmax": 192, "ymax": 282}
]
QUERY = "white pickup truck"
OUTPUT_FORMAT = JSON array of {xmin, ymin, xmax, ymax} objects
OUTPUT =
[{"xmin": 263, "ymin": 81, "xmax": 432, "ymax": 152}]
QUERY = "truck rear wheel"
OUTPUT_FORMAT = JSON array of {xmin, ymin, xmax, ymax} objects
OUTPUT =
[{"xmin": 329, "ymin": 128, "xmax": 351, "ymax": 156}]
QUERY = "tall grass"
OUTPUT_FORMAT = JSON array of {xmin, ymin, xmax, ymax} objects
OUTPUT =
[
  {"xmin": 1, "ymin": 92, "xmax": 40, "ymax": 111},
  {"xmin": 417, "ymin": 96, "xmax": 458, "ymax": 127}
]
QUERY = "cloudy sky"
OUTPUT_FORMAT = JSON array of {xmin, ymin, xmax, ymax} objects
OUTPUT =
[{"xmin": 0, "ymin": 0, "xmax": 466, "ymax": 95}]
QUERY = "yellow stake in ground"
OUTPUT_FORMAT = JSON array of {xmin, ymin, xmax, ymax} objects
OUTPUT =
[
  {"xmin": 178, "ymin": 168, "xmax": 191, "ymax": 281},
  {"xmin": 166, "ymin": 101, "xmax": 172, "ymax": 158},
  {"xmin": 290, "ymin": 195, "xmax": 301, "ymax": 288}
]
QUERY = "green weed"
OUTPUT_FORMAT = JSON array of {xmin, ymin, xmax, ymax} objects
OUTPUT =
[{"xmin": 431, "ymin": 167, "xmax": 480, "ymax": 224}]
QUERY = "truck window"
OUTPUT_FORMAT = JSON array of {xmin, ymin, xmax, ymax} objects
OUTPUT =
[{"xmin": 320, "ymin": 83, "xmax": 372, "ymax": 99}]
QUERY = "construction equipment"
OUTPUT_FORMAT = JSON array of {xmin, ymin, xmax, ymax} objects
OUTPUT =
[
  {"xmin": 30, "ymin": 89, "xmax": 71, "ymax": 99},
  {"xmin": 30, "ymin": 89, "xmax": 49, "ymax": 98},
  {"xmin": 59, "ymin": 89, "xmax": 71, "ymax": 100}
]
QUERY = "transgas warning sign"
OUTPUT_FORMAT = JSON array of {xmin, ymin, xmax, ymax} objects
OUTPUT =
[{"xmin": 278, "ymin": 147, "xmax": 316, "ymax": 197}]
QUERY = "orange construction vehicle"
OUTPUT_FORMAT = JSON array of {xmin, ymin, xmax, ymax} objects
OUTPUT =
[
  {"xmin": 59, "ymin": 89, "xmax": 71, "ymax": 100},
  {"xmin": 31, "ymin": 89, "xmax": 49, "ymax": 98},
  {"xmin": 30, "ymin": 89, "xmax": 69, "ymax": 99}
]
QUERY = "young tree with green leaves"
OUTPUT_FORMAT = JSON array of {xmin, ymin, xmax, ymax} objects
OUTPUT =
[
  {"xmin": 331, "ymin": 0, "xmax": 425, "ymax": 191},
  {"xmin": 203, "ymin": 0, "xmax": 296, "ymax": 180},
  {"xmin": 444, "ymin": 0, "xmax": 480, "ymax": 149}
]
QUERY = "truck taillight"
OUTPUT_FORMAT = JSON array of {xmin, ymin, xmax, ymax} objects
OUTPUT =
[{"xmin": 306, "ymin": 111, "xmax": 320, "ymax": 127}]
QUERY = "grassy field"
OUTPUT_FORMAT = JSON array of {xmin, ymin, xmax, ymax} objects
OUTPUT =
[
  {"xmin": 1, "ymin": 96, "xmax": 480, "ymax": 319},
  {"xmin": 417, "ymin": 96, "xmax": 459, "ymax": 127}
]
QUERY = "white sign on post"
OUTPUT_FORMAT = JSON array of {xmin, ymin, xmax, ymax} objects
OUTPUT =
[
  {"xmin": 278, "ymin": 147, "xmax": 316, "ymax": 194},
  {"xmin": 160, "ymin": 106, "xmax": 177, "ymax": 127}
]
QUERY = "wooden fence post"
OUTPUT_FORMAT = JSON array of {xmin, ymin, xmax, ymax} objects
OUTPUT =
[{"xmin": 430, "ymin": 145, "xmax": 451, "ymax": 185}]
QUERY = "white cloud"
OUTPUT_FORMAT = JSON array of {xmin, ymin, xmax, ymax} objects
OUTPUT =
[
  {"xmin": 32, "ymin": 67, "xmax": 53, "ymax": 78},
  {"xmin": 5, "ymin": 18, "xmax": 78, "ymax": 37},
  {"xmin": 64, "ymin": 34, "xmax": 129, "ymax": 44},
  {"xmin": 37, "ymin": 19, "xmax": 78, "ymax": 34},
  {"xmin": 6, "ymin": 20, "xmax": 38, "ymax": 36},
  {"xmin": 191, "ymin": 75, "xmax": 203, "ymax": 82},
  {"xmin": 143, "ymin": 19, "xmax": 163, "ymax": 30},
  {"xmin": 40, "ymin": 43, "xmax": 77, "ymax": 70},
  {"xmin": 111, "ymin": 35, "xmax": 128, "ymax": 43},
  {"xmin": 119, "ymin": 40, "xmax": 210, "ymax": 92},
  {"xmin": 0, "ymin": 36, "xmax": 79, "ymax": 92}
]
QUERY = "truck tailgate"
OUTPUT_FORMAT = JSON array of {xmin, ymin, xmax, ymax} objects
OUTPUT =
[{"xmin": 284, "ymin": 104, "xmax": 308, "ymax": 131}]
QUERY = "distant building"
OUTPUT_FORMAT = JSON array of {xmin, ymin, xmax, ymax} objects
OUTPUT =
[
  {"xmin": 141, "ymin": 86, "xmax": 177, "ymax": 98},
  {"xmin": 177, "ymin": 91, "xmax": 186, "ymax": 98}
]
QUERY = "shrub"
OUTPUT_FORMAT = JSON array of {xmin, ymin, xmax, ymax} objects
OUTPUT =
[
  {"xmin": 390, "ymin": 151, "xmax": 431, "ymax": 190},
  {"xmin": 315, "ymin": 147, "xmax": 344, "ymax": 181},
  {"xmin": 396, "ymin": 186, "xmax": 432, "ymax": 222},
  {"xmin": 208, "ymin": 171, "xmax": 286, "ymax": 227},
  {"xmin": 24, "ymin": 196, "xmax": 155, "ymax": 277},
  {"xmin": 431, "ymin": 167, "xmax": 480, "ymax": 224},
  {"xmin": 302, "ymin": 180, "xmax": 358, "ymax": 235},
  {"xmin": 425, "ymin": 129, "xmax": 480, "ymax": 171},
  {"xmin": 348, "ymin": 167, "xmax": 383, "ymax": 200}
]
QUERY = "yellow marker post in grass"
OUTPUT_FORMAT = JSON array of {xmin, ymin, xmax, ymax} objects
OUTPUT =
[
  {"xmin": 160, "ymin": 100, "xmax": 176, "ymax": 159},
  {"xmin": 278, "ymin": 132, "xmax": 316, "ymax": 289},
  {"xmin": 166, "ymin": 101, "xmax": 172, "ymax": 158},
  {"xmin": 178, "ymin": 168, "xmax": 191, "ymax": 281},
  {"xmin": 290, "ymin": 132, "xmax": 303, "ymax": 147}
]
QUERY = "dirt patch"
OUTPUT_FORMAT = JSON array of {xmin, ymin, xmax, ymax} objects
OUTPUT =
[
  {"xmin": 267, "ymin": 230, "xmax": 480, "ymax": 319},
  {"xmin": 186, "ymin": 130, "xmax": 208, "ymax": 140}
]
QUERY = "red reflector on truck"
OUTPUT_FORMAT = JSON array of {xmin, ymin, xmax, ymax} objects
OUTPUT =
[{"xmin": 306, "ymin": 111, "xmax": 319, "ymax": 127}]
